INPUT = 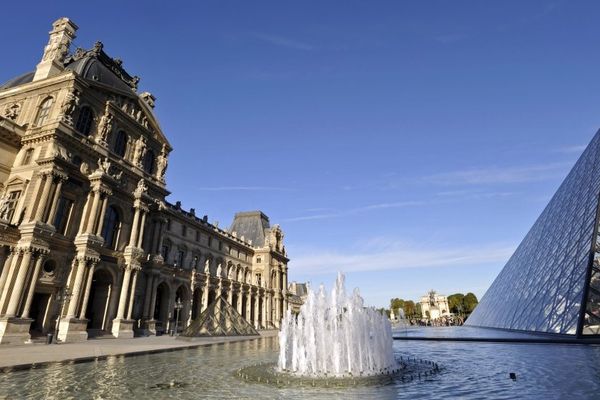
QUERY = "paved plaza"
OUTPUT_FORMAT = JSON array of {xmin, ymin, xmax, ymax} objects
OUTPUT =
[{"xmin": 0, "ymin": 330, "xmax": 278, "ymax": 371}]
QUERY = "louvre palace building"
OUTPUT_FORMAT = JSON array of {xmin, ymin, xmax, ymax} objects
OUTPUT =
[{"xmin": 0, "ymin": 18, "xmax": 290, "ymax": 344}]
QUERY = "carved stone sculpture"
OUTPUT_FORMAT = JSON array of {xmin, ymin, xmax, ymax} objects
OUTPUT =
[
  {"xmin": 132, "ymin": 136, "xmax": 147, "ymax": 167},
  {"xmin": 60, "ymin": 89, "xmax": 80, "ymax": 125},
  {"xmin": 96, "ymin": 103, "xmax": 113, "ymax": 145},
  {"xmin": 3, "ymin": 103, "xmax": 21, "ymax": 121},
  {"xmin": 0, "ymin": 192, "xmax": 10, "ymax": 221},
  {"xmin": 156, "ymin": 144, "xmax": 168, "ymax": 182},
  {"xmin": 134, "ymin": 179, "xmax": 148, "ymax": 197}
]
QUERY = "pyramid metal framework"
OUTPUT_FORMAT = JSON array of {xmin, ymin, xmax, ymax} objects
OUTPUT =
[
  {"xmin": 466, "ymin": 129, "xmax": 600, "ymax": 336},
  {"xmin": 181, "ymin": 296, "xmax": 259, "ymax": 337}
]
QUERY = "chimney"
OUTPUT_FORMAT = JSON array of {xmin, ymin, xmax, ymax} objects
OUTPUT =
[{"xmin": 33, "ymin": 17, "xmax": 78, "ymax": 81}]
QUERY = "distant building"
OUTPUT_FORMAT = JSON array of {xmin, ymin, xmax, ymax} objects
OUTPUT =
[
  {"xmin": 420, "ymin": 290, "xmax": 450, "ymax": 320},
  {"xmin": 287, "ymin": 282, "xmax": 308, "ymax": 315}
]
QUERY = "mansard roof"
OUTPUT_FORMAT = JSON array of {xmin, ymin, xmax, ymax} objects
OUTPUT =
[
  {"xmin": 0, "ymin": 71, "xmax": 34, "ymax": 90},
  {"xmin": 64, "ymin": 41, "xmax": 140, "ymax": 93},
  {"xmin": 229, "ymin": 211, "xmax": 271, "ymax": 248}
]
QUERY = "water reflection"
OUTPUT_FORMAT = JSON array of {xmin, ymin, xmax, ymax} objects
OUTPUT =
[{"xmin": 0, "ymin": 331, "xmax": 599, "ymax": 399}]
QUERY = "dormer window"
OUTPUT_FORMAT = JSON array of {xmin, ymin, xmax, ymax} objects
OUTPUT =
[
  {"xmin": 35, "ymin": 97, "xmax": 54, "ymax": 126},
  {"xmin": 76, "ymin": 106, "xmax": 94, "ymax": 136}
]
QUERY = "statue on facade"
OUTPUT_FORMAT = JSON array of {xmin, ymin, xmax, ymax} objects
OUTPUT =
[
  {"xmin": 204, "ymin": 259, "xmax": 211, "ymax": 275},
  {"xmin": 3, "ymin": 103, "xmax": 21, "ymax": 121},
  {"xmin": 216, "ymin": 263, "xmax": 222, "ymax": 278},
  {"xmin": 96, "ymin": 158, "xmax": 111, "ymax": 174},
  {"xmin": 60, "ymin": 89, "xmax": 80, "ymax": 125},
  {"xmin": 156, "ymin": 144, "xmax": 168, "ymax": 182},
  {"xmin": 132, "ymin": 136, "xmax": 147, "ymax": 167},
  {"xmin": 96, "ymin": 103, "xmax": 113, "ymax": 145},
  {"xmin": 134, "ymin": 178, "xmax": 148, "ymax": 197},
  {"xmin": 0, "ymin": 192, "xmax": 11, "ymax": 221}
]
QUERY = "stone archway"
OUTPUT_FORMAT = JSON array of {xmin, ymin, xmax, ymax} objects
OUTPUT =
[
  {"xmin": 153, "ymin": 282, "xmax": 170, "ymax": 334},
  {"xmin": 174, "ymin": 285, "xmax": 190, "ymax": 331},
  {"xmin": 85, "ymin": 269, "xmax": 113, "ymax": 333}
]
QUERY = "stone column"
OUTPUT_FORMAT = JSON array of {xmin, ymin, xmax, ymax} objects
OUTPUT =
[
  {"xmin": 266, "ymin": 293, "xmax": 272, "ymax": 328},
  {"xmin": 0, "ymin": 249, "xmax": 16, "ymax": 299},
  {"xmin": 95, "ymin": 194, "xmax": 109, "ymax": 236},
  {"xmin": 66, "ymin": 257, "xmax": 87, "ymax": 318},
  {"xmin": 148, "ymin": 277, "xmax": 159, "ymax": 320},
  {"xmin": 46, "ymin": 177, "xmax": 64, "ymax": 225},
  {"xmin": 86, "ymin": 190, "xmax": 101, "ymax": 234},
  {"xmin": 245, "ymin": 292, "xmax": 252, "ymax": 321},
  {"xmin": 282, "ymin": 267, "xmax": 288, "ymax": 312},
  {"xmin": 261, "ymin": 295, "xmax": 267, "ymax": 328},
  {"xmin": 34, "ymin": 174, "xmax": 53, "ymax": 222},
  {"xmin": 78, "ymin": 262, "xmax": 97, "ymax": 319},
  {"xmin": 202, "ymin": 279, "xmax": 210, "ymax": 311},
  {"xmin": 227, "ymin": 285, "xmax": 233, "ymax": 305},
  {"xmin": 77, "ymin": 191, "xmax": 93, "ymax": 234},
  {"xmin": 253, "ymin": 293, "xmax": 259, "ymax": 328},
  {"xmin": 21, "ymin": 253, "xmax": 46, "ymax": 318},
  {"xmin": 126, "ymin": 269, "xmax": 139, "ymax": 320},
  {"xmin": 129, "ymin": 208, "xmax": 141, "ymax": 247},
  {"xmin": 142, "ymin": 272, "xmax": 155, "ymax": 319},
  {"xmin": 137, "ymin": 211, "xmax": 147, "ymax": 248},
  {"xmin": 5, "ymin": 249, "xmax": 33, "ymax": 317},
  {"xmin": 236, "ymin": 290, "xmax": 243, "ymax": 315},
  {"xmin": 116, "ymin": 266, "xmax": 132, "ymax": 319},
  {"xmin": 0, "ymin": 250, "xmax": 20, "ymax": 315},
  {"xmin": 26, "ymin": 175, "xmax": 45, "ymax": 221}
]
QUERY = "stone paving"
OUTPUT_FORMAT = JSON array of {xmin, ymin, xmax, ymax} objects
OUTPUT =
[{"xmin": 0, "ymin": 330, "xmax": 278, "ymax": 371}]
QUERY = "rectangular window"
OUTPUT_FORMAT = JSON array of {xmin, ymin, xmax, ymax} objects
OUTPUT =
[
  {"xmin": 256, "ymin": 273, "xmax": 262, "ymax": 286},
  {"xmin": 182, "ymin": 225, "xmax": 187, "ymax": 237},
  {"xmin": 208, "ymin": 236, "xmax": 212, "ymax": 247},
  {"xmin": 21, "ymin": 149, "xmax": 34, "ymax": 166},
  {"xmin": 256, "ymin": 257, "xmax": 262, "ymax": 264},
  {"xmin": 196, "ymin": 230, "xmax": 200, "ymax": 242},
  {"xmin": 177, "ymin": 250, "xmax": 185, "ymax": 268},
  {"xmin": 166, "ymin": 219, "xmax": 171, "ymax": 231},
  {"xmin": 53, "ymin": 196, "xmax": 74, "ymax": 235},
  {"xmin": 4, "ymin": 191, "xmax": 21, "ymax": 223}
]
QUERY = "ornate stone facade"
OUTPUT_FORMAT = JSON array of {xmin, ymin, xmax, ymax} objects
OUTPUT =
[
  {"xmin": 0, "ymin": 18, "xmax": 289, "ymax": 344},
  {"xmin": 419, "ymin": 291, "xmax": 450, "ymax": 320}
]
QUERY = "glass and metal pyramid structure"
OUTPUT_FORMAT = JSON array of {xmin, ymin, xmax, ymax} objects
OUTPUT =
[
  {"xmin": 181, "ymin": 296, "xmax": 259, "ymax": 337},
  {"xmin": 466, "ymin": 129, "xmax": 600, "ymax": 336}
]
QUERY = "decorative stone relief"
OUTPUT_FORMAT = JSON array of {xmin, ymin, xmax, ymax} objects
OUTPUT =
[
  {"xmin": 132, "ymin": 136, "xmax": 147, "ymax": 168},
  {"xmin": 155, "ymin": 143, "xmax": 168, "ymax": 182},
  {"xmin": 60, "ymin": 88, "xmax": 80, "ymax": 125},
  {"xmin": 3, "ymin": 102, "xmax": 22, "ymax": 121},
  {"xmin": 95, "ymin": 102, "xmax": 113, "ymax": 146},
  {"xmin": 0, "ymin": 191, "xmax": 10, "ymax": 221},
  {"xmin": 134, "ymin": 179, "xmax": 148, "ymax": 197}
]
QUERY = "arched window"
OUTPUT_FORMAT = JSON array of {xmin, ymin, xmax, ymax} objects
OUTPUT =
[
  {"xmin": 75, "ymin": 106, "xmax": 94, "ymax": 136},
  {"xmin": 143, "ymin": 149, "xmax": 155, "ymax": 174},
  {"xmin": 35, "ymin": 97, "xmax": 54, "ymax": 126},
  {"xmin": 114, "ymin": 130, "xmax": 128, "ymax": 157},
  {"xmin": 101, "ymin": 206, "xmax": 121, "ymax": 250}
]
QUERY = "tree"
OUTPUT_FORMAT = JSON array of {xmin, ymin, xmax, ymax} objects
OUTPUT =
[
  {"xmin": 390, "ymin": 298, "xmax": 404, "ymax": 317},
  {"xmin": 403, "ymin": 300, "xmax": 416, "ymax": 318},
  {"xmin": 447, "ymin": 293, "xmax": 465, "ymax": 314},
  {"xmin": 463, "ymin": 293, "xmax": 479, "ymax": 313}
]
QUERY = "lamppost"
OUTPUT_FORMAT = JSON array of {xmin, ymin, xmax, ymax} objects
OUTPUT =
[
  {"xmin": 174, "ymin": 298, "xmax": 182, "ymax": 336},
  {"xmin": 54, "ymin": 287, "xmax": 71, "ymax": 344}
]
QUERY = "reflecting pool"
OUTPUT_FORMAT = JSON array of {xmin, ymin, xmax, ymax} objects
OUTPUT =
[{"xmin": 1, "ymin": 327, "xmax": 600, "ymax": 399}]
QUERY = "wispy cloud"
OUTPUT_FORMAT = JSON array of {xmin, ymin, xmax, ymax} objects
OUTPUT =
[
  {"xmin": 554, "ymin": 144, "xmax": 586, "ymax": 154},
  {"xmin": 283, "ymin": 200, "xmax": 429, "ymax": 222},
  {"xmin": 250, "ymin": 32, "xmax": 315, "ymax": 51},
  {"xmin": 193, "ymin": 186, "xmax": 293, "ymax": 192},
  {"xmin": 291, "ymin": 240, "xmax": 516, "ymax": 275},
  {"xmin": 424, "ymin": 162, "xmax": 572, "ymax": 186}
]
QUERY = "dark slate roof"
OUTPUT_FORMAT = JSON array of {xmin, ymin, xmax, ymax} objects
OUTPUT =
[
  {"xmin": 229, "ymin": 211, "xmax": 270, "ymax": 247},
  {"xmin": 65, "ymin": 56, "xmax": 133, "ymax": 93},
  {"xmin": 0, "ymin": 71, "xmax": 34, "ymax": 90}
]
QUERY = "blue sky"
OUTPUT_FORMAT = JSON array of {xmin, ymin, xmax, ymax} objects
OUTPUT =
[{"xmin": 3, "ymin": 1, "xmax": 600, "ymax": 308}]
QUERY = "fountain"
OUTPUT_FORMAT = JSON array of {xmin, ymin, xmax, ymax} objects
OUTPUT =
[
  {"xmin": 278, "ymin": 272, "xmax": 398, "ymax": 377},
  {"xmin": 237, "ymin": 272, "xmax": 440, "ymax": 387}
]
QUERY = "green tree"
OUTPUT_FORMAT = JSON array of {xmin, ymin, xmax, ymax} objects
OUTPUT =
[
  {"xmin": 403, "ymin": 300, "xmax": 416, "ymax": 318},
  {"xmin": 447, "ymin": 293, "xmax": 465, "ymax": 314},
  {"xmin": 415, "ymin": 302, "xmax": 422, "ymax": 318},
  {"xmin": 390, "ymin": 298, "xmax": 404, "ymax": 317},
  {"xmin": 463, "ymin": 293, "xmax": 479, "ymax": 313}
]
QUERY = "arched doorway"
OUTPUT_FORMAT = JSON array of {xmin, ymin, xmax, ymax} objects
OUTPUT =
[
  {"xmin": 174, "ymin": 285, "xmax": 189, "ymax": 332},
  {"xmin": 85, "ymin": 269, "xmax": 113, "ymax": 333},
  {"xmin": 153, "ymin": 282, "xmax": 170, "ymax": 334}
]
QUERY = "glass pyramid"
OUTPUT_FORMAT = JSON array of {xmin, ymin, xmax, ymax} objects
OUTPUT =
[
  {"xmin": 466, "ymin": 129, "xmax": 600, "ymax": 336},
  {"xmin": 181, "ymin": 296, "xmax": 259, "ymax": 337}
]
